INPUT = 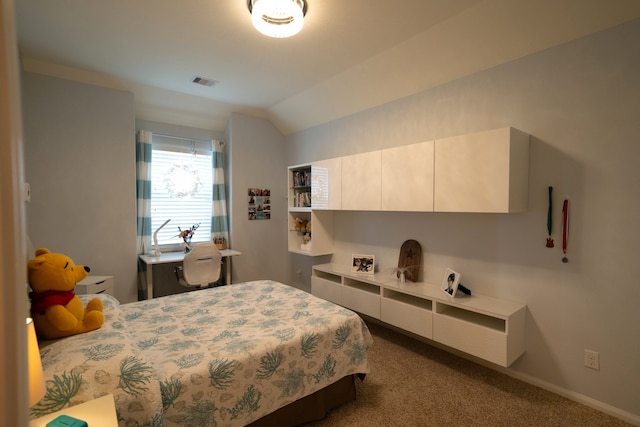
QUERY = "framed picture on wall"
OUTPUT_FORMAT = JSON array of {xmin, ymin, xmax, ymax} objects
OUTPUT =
[
  {"xmin": 248, "ymin": 188, "xmax": 271, "ymax": 220},
  {"xmin": 441, "ymin": 268, "xmax": 461, "ymax": 297},
  {"xmin": 351, "ymin": 254, "xmax": 375, "ymax": 274}
]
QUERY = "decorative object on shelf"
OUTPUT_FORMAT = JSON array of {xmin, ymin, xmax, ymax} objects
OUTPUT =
[
  {"xmin": 441, "ymin": 268, "xmax": 461, "ymax": 297},
  {"xmin": 546, "ymin": 186, "xmax": 554, "ymax": 248},
  {"xmin": 247, "ymin": 0, "xmax": 307, "ymax": 39},
  {"xmin": 177, "ymin": 223, "xmax": 200, "ymax": 253},
  {"xmin": 294, "ymin": 217, "xmax": 308, "ymax": 231},
  {"xmin": 351, "ymin": 254, "xmax": 375, "ymax": 274},
  {"xmin": 396, "ymin": 239, "xmax": 422, "ymax": 283},
  {"xmin": 457, "ymin": 283, "xmax": 472, "ymax": 296},
  {"xmin": 248, "ymin": 188, "xmax": 271, "ymax": 220},
  {"xmin": 213, "ymin": 235, "xmax": 227, "ymax": 250},
  {"xmin": 562, "ymin": 197, "xmax": 569, "ymax": 263},
  {"xmin": 295, "ymin": 218, "xmax": 312, "ymax": 251}
]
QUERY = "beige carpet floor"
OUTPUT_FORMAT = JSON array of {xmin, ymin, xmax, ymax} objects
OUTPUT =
[{"xmin": 304, "ymin": 321, "xmax": 631, "ymax": 427}]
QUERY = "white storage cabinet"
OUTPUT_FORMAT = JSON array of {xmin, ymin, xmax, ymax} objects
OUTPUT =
[
  {"xmin": 434, "ymin": 127, "xmax": 530, "ymax": 213},
  {"xmin": 76, "ymin": 275, "xmax": 114, "ymax": 297},
  {"xmin": 311, "ymin": 263, "xmax": 526, "ymax": 367}
]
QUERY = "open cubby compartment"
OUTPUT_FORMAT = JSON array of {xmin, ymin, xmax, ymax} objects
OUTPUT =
[
  {"xmin": 288, "ymin": 165, "xmax": 312, "ymax": 208},
  {"xmin": 343, "ymin": 277, "xmax": 380, "ymax": 294},
  {"xmin": 313, "ymin": 269, "xmax": 341, "ymax": 284},
  {"xmin": 435, "ymin": 302, "xmax": 506, "ymax": 332},
  {"xmin": 382, "ymin": 288, "xmax": 432, "ymax": 311},
  {"xmin": 287, "ymin": 211, "xmax": 310, "ymax": 252}
]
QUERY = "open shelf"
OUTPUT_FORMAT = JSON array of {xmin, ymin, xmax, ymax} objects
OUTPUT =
[
  {"xmin": 383, "ymin": 288, "xmax": 432, "ymax": 311},
  {"xmin": 344, "ymin": 277, "xmax": 379, "ymax": 294},
  {"xmin": 435, "ymin": 303, "xmax": 506, "ymax": 332},
  {"xmin": 287, "ymin": 164, "xmax": 334, "ymax": 256}
]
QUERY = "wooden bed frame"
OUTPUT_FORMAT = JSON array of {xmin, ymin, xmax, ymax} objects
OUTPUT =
[{"xmin": 249, "ymin": 375, "xmax": 358, "ymax": 426}]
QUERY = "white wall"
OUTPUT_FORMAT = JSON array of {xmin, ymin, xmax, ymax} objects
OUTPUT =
[
  {"xmin": 22, "ymin": 73, "xmax": 138, "ymax": 303},
  {"xmin": 226, "ymin": 112, "xmax": 288, "ymax": 284},
  {"xmin": 285, "ymin": 20, "xmax": 640, "ymax": 420}
]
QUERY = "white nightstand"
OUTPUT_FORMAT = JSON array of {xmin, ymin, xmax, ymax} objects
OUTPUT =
[
  {"xmin": 76, "ymin": 275, "xmax": 114, "ymax": 297},
  {"xmin": 30, "ymin": 394, "xmax": 118, "ymax": 426}
]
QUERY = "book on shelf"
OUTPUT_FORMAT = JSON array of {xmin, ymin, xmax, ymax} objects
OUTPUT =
[
  {"xmin": 294, "ymin": 192, "xmax": 311, "ymax": 207},
  {"xmin": 292, "ymin": 170, "xmax": 311, "ymax": 188}
]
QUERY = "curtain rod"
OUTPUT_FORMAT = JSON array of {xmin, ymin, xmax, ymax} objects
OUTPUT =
[{"xmin": 153, "ymin": 133, "xmax": 224, "ymax": 145}]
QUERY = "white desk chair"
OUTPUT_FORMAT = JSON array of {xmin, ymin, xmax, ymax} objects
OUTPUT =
[{"xmin": 174, "ymin": 243, "xmax": 222, "ymax": 289}]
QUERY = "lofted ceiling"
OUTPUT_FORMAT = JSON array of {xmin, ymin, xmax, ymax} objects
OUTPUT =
[{"xmin": 15, "ymin": 0, "xmax": 640, "ymax": 135}]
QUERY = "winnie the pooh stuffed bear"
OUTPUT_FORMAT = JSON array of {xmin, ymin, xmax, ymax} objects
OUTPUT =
[{"xmin": 28, "ymin": 248, "xmax": 104, "ymax": 340}]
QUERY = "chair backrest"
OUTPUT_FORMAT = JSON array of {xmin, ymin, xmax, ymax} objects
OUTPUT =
[{"xmin": 181, "ymin": 243, "xmax": 222, "ymax": 288}]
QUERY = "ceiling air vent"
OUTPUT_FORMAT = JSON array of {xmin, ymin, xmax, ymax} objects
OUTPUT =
[{"xmin": 192, "ymin": 76, "xmax": 218, "ymax": 87}]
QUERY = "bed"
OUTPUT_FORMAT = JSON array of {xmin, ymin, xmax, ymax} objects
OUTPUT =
[{"xmin": 30, "ymin": 280, "xmax": 373, "ymax": 426}]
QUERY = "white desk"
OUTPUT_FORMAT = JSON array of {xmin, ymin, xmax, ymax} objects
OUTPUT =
[
  {"xmin": 30, "ymin": 394, "xmax": 117, "ymax": 426},
  {"xmin": 139, "ymin": 249, "xmax": 241, "ymax": 300}
]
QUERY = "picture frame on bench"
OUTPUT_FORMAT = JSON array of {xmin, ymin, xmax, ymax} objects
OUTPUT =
[
  {"xmin": 351, "ymin": 254, "xmax": 375, "ymax": 274},
  {"xmin": 441, "ymin": 268, "xmax": 461, "ymax": 297}
]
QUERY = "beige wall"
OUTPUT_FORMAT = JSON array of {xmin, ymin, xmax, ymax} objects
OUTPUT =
[
  {"xmin": 225, "ymin": 112, "xmax": 288, "ymax": 284},
  {"xmin": 21, "ymin": 73, "xmax": 138, "ymax": 303},
  {"xmin": 285, "ymin": 19, "xmax": 640, "ymax": 420}
]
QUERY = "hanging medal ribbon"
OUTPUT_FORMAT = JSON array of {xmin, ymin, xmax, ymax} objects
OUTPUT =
[
  {"xmin": 546, "ymin": 187, "xmax": 554, "ymax": 247},
  {"xmin": 561, "ymin": 198, "xmax": 569, "ymax": 263}
]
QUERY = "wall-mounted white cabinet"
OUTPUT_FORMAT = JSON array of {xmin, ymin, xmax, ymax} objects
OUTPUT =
[
  {"xmin": 341, "ymin": 151, "xmax": 381, "ymax": 211},
  {"xmin": 287, "ymin": 127, "xmax": 530, "ymax": 253},
  {"xmin": 287, "ymin": 164, "xmax": 333, "ymax": 256},
  {"xmin": 434, "ymin": 127, "xmax": 530, "ymax": 213},
  {"xmin": 381, "ymin": 140, "xmax": 435, "ymax": 211},
  {"xmin": 312, "ymin": 263, "xmax": 526, "ymax": 367},
  {"xmin": 311, "ymin": 157, "xmax": 342, "ymax": 210}
]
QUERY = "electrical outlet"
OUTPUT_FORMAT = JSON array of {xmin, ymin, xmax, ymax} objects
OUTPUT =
[{"xmin": 584, "ymin": 349, "xmax": 600, "ymax": 370}]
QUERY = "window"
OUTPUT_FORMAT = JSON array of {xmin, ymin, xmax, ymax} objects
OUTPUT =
[{"xmin": 151, "ymin": 137, "xmax": 212, "ymax": 249}]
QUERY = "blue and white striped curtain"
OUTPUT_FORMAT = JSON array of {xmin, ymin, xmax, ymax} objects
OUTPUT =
[
  {"xmin": 136, "ymin": 130, "xmax": 153, "ymax": 255},
  {"xmin": 211, "ymin": 140, "xmax": 229, "ymax": 245}
]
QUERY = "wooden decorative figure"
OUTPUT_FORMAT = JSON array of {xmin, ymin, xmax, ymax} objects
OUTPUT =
[{"xmin": 397, "ymin": 239, "xmax": 422, "ymax": 282}]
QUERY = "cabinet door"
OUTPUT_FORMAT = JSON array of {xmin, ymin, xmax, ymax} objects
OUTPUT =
[
  {"xmin": 312, "ymin": 157, "xmax": 341, "ymax": 210},
  {"xmin": 434, "ymin": 127, "xmax": 529, "ymax": 213},
  {"xmin": 381, "ymin": 141, "xmax": 434, "ymax": 211},
  {"xmin": 341, "ymin": 151, "xmax": 381, "ymax": 211}
]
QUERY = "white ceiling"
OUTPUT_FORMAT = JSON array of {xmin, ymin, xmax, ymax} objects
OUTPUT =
[{"xmin": 15, "ymin": 0, "xmax": 640, "ymax": 135}]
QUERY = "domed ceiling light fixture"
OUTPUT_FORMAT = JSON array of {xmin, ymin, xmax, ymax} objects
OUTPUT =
[{"xmin": 248, "ymin": 0, "xmax": 307, "ymax": 38}]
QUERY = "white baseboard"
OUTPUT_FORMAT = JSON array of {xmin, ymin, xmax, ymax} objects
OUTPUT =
[{"xmin": 498, "ymin": 369, "xmax": 640, "ymax": 426}]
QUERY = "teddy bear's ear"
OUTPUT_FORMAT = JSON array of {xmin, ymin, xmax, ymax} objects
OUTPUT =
[
  {"xmin": 27, "ymin": 257, "xmax": 46, "ymax": 269},
  {"xmin": 35, "ymin": 248, "xmax": 51, "ymax": 257}
]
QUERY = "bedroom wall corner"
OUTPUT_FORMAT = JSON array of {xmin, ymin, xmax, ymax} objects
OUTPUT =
[{"xmin": 225, "ymin": 112, "xmax": 289, "ymax": 285}]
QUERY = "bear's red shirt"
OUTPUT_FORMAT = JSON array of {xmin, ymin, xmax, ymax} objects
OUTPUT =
[{"xmin": 29, "ymin": 290, "xmax": 76, "ymax": 316}]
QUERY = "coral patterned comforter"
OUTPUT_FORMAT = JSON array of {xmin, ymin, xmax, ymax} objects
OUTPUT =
[{"xmin": 31, "ymin": 280, "xmax": 372, "ymax": 426}]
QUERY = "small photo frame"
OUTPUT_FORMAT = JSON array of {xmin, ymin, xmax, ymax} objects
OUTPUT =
[
  {"xmin": 441, "ymin": 268, "xmax": 461, "ymax": 297},
  {"xmin": 351, "ymin": 254, "xmax": 375, "ymax": 274}
]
